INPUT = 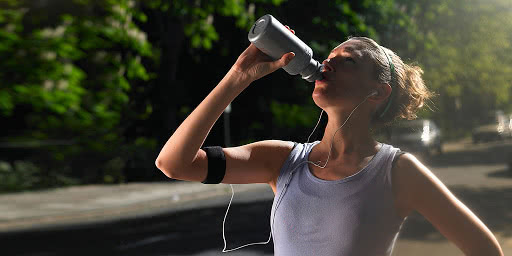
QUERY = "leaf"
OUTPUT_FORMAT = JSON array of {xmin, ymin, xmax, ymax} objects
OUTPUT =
[{"xmin": 0, "ymin": 90, "xmax": 14, "ymax": 115}]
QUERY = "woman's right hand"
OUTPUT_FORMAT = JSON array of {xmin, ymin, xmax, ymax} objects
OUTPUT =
[{"xmin": 230, "ymin": 43, "xmax": 295, "ymax": 84}]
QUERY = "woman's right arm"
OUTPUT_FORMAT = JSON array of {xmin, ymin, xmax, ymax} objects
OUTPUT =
[{"xmin": 155, "ymin": 44, "xmax": 295, "ymax": 185}]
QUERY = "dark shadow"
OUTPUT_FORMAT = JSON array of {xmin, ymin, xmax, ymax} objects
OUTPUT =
[{"xmin": 0, "ymin": 200, "xmax": 275, "ymax": 256}]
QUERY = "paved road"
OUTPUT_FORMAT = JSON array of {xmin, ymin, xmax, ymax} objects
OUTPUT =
[{"xmin": 1, "ymin": 140, "xmax": 511, "ymax": 255}]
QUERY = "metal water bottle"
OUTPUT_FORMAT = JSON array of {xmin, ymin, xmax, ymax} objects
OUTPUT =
[{"xmin": 248, "ymin": 14, "xmax": 324, "ymax": 82}]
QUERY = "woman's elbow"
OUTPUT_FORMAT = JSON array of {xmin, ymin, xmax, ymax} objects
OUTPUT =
[
  {"xmin": 155, "ymin": 158, "xmax": 177, "ymax": 179},
  {"xmin": 155, "ymin": 154, "xmax": 206, "ymax": 182},
  {"xmin": 155, "ymin": 158, "xmax": 200, "ymax": 181}
]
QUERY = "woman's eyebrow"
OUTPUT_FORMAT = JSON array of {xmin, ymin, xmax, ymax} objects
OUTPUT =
[
  {"xmin": 343, "ymin": 46, "xmax": 356, "ymax": 54},
  {"xmin": 330, "ymin": 46, "xmax": 360, "ymax": 57},
  {"xmin": 344, "ymin": 47, "xmax": 365, "ymax": 58}
]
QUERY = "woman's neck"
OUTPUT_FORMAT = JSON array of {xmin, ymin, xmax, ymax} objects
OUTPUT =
[{"xmin": 316, "ymin": 110, "xmax": 378, "ymax": 162}]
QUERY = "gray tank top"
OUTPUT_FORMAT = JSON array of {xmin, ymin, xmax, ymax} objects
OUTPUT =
[{"xmin": 270, "ymin": 141, "xmax": 406, "ymax": 256}]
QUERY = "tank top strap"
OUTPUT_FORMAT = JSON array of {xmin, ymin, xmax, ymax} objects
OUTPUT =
[
  {"xmin": 392, "ymin": 150, "xmax": 407, "ymax": 167},
  {"xmin": 383, "ymin": 145, "xmax": 404, "ymax": 188},
  {"xmin": 275, "ymin": 141, "xmax": 319, "ymax": 193}
]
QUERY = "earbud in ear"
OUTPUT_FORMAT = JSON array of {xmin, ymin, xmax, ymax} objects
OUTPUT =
[{"xmin": 369, "ymin": 90, "xmax": 378, "ymax": 97}]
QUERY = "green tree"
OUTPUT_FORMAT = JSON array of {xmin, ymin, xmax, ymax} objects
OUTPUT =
[
  {"xmin": 1, "ymin": 0, "xmax": 151, "ymax": 136},
  {"xmin": 398, "ymin": 0, "xmax": 512, "ymax": 137},
  {"xmin": 0, "ymin": 0, "xmax": 153, "ymax": 188}
]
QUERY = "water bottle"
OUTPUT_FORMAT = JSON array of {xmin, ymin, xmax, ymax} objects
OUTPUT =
[{"xmin": 248, "ymin": 14, "xmax": 324, "ymax": 82}]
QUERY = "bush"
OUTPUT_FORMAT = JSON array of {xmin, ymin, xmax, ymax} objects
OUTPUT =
[{"xmin": 0, "ymin": 160, "xmax": 41, "ymax": 192}]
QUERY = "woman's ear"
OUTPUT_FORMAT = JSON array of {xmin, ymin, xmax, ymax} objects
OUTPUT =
[{"xmin": 369, "ymin": 83, "xmax": 392, "ymax": 102}]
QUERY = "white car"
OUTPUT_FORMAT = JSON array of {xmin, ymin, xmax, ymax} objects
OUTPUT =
[{"xmin": 390, "ymin": 119, "xmax": 443, "ymax": 156}]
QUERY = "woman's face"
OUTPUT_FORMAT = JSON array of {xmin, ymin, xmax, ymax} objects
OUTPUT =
[{"xmin": 313, "ymin": 39, "xmax": 377, "ymax": 111}]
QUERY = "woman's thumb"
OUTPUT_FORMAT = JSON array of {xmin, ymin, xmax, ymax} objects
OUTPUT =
[
  {"xmin": 283, "ymin": 52, "xmax": 295, "ymax": 65},
  {"xmin": 274, "ymin": 52, "xmax": 295, "ymax": 70}
]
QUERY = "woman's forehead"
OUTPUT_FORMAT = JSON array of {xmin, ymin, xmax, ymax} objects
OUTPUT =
[{"xmin": 330, "ymin": 40, "xmax": 366, "ymax": 58}]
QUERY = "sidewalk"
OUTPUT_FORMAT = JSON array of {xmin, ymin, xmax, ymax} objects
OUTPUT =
[{"xmin": 0, "ymin": 181, "xmax": 271, "ymax": 232}]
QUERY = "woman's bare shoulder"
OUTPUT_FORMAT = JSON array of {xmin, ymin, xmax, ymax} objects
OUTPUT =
[
  {"xmin": 390, "ymin": 152, "xmax": 437, "ymax": 218},
  {"xmin": 391, "ymin": 153, "xmax": 432, "ymax": 203}
]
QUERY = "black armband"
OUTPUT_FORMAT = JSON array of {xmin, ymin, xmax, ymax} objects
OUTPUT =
[{"xmin": 201, "ymin": 146, "xmax": 226, "ymax": 184}]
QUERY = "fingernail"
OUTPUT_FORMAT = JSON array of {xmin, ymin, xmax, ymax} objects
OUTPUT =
[{"xmin": 286, "ymin": 53, "xmax": 295, "ymax": 63}]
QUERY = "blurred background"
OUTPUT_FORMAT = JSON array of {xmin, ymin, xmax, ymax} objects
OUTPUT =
[{"xmin": 0, "ymin": 0, "xmax": 511, "ymax": 255}]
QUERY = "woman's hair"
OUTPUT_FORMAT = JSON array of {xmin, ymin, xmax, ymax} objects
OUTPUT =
[{"xmin": 349, "ymin": 37, "xmax": 434, "ymax": 126}]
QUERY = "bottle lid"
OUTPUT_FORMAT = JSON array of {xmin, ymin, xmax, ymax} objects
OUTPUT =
[{"xmin": 248, "ymin": 14, "xmax": 273, "ymax": 43}]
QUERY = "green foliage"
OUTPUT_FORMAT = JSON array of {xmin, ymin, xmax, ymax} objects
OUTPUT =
[
  {"xmin": 102, "ymin": 156, "xmax": 126, "ymax": 184},
  {"xmin": 399, "ymin": 0, "xmax": 512, "ymax": 136},
  {"xmin": 145, "ymin": 0, "xmax": 259, "ymax": 50},
  {"xmin": 270, "ymin": 101, "xmax": 319, "ymax": 128},
  {"xmin": 0, "ymin": 160, "xmax": 40, "ymax": 192},
  {"xmin": 0, "ymin": 0, "xmax": 157, "ymax": 192},
  {"xmin": 145, "ymin": 0, "xmax": 288, "ymax": 50},
  {"xmin": 0, "ymin": 158, "xmax": 80, "ymax": 193},
  {"xmin": 0, "ymin": 0, "xmax": 152, "ymax": 134}
]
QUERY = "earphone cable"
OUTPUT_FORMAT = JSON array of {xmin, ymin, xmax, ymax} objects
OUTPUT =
[
  {"xmin": 306, "ymin": 109, "xmax": 324, "ymax": 143},
  {"xmin": 222, "ymin": 184, "xmax": 272, "ymax": 253}
]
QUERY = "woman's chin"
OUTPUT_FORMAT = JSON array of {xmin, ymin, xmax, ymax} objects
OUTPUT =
[
  {"xmin": 312, "ymin": 90, "xmax": 329, "ymax": 108},
  {"xmin": 312, "ymin": 86, "xmax": 327, "ymax": 97}
]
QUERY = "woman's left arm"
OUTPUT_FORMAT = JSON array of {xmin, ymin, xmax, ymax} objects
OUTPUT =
[{"xmin": 393, "ymin": 153, "xmax": 504, "ymax": 256}]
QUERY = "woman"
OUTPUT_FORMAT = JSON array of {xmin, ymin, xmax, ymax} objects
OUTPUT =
[{"xmin": 155, "ymin": 35, "xmax": 503, "ymax": 255}]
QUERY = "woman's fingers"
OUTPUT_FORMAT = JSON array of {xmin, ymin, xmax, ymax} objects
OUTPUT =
[
  {"xmin": 232, "ymin": 44, "xmax": 295, "ymax": 82},
  {"xmin": 284, "ymin": 25, "xmax": 295, "ymax": 34}
]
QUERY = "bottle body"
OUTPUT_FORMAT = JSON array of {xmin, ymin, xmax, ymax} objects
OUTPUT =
[{"xmin": 248, "ymin": 14, "xmax": 323, "ymax": 82}]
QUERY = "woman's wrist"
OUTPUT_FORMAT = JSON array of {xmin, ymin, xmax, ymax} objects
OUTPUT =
[{"xmin": 225, "ymin": 67, "xmax": 253, "ymax": 89}]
